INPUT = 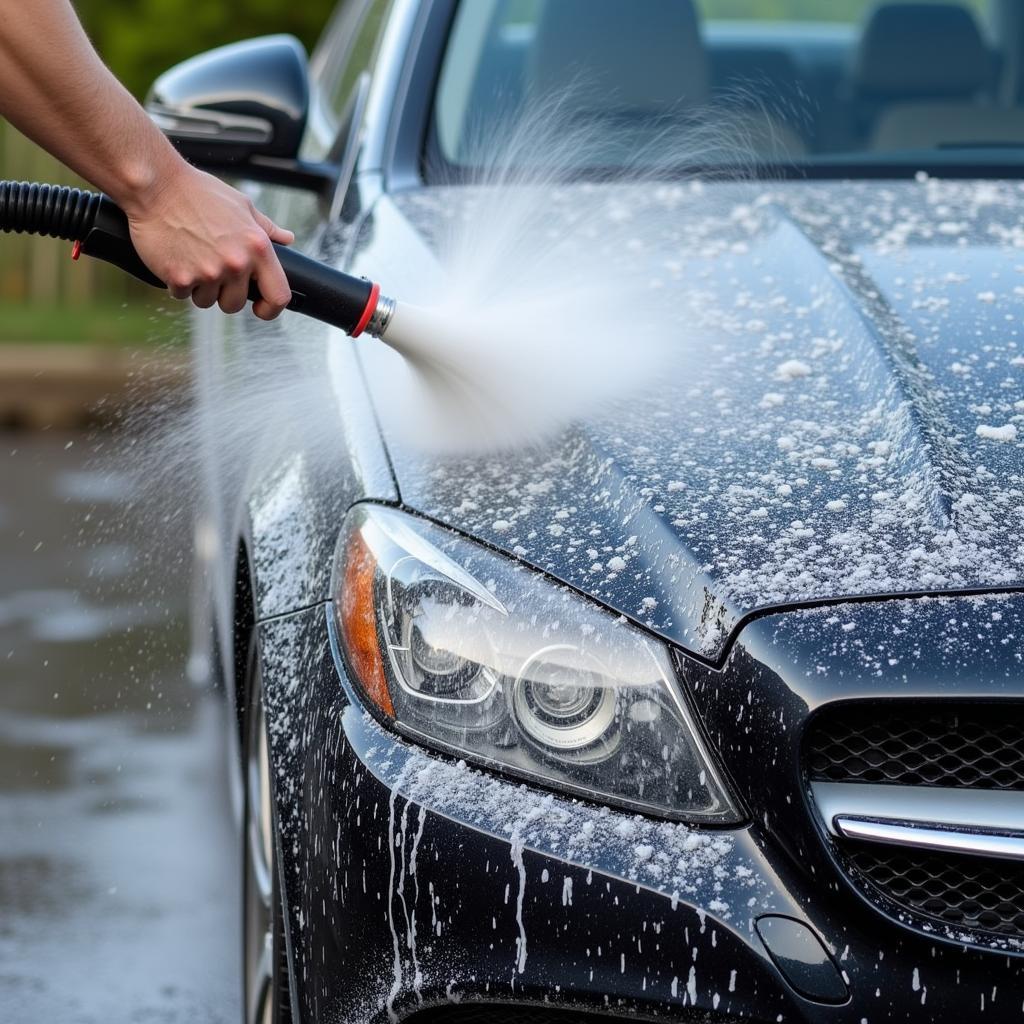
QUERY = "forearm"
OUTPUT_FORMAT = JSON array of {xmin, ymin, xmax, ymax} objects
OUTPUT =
[
  {"xmin": 0, "ymin": 0, "xmax": 294, "ymax": 317},
  {"xmin": 0, "ymin": 0, "xmax": 183, "ymax": 214}
]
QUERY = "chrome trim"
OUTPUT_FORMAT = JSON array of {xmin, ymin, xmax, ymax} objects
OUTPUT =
[
  {"xmin": 148, "ymin": 103, "xmax": 273, "ymax": 144},
  {"xmin": 835, "ymin": 817, "xmax": 1024, "ymax": 863},
  {"xmin": 366, "ymin": 294, "xmax": 396, "ymax": 339},
  {"xmin": 812, "ymin": 781, "xmax": 1024, "ymax": 837}
]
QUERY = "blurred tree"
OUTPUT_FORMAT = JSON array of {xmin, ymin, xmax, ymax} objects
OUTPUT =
[{"xmin": 75, "ymin": 0, "xmax": 338, "ymax": 98}]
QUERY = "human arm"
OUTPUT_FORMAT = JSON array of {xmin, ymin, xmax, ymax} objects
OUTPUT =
[{"xmin": 0, "ymin": 0, "xmax": 295, "ymax": 318}]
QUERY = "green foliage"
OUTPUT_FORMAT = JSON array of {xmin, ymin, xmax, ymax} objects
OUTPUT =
[
  {"xmin": 75, "ymin": 0, "xmax": 338, "ymax": 98},
  {"xmin": 0, "ymin": 302, "xmax": 182, "ymax": 345}
]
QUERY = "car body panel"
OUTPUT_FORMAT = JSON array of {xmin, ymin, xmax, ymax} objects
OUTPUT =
[
  {"xmin": 346, "ymin": 179, "xmax": 1024, "ymax": 664},
  {"xmin": 683, "ymin": 591, "xmax": 1024, "ymax": 952},
  {"xmin": 195, "ymin": 309, "xmax": 395, "ymax": 620},
  {"xmin": 188, "ymin": 2, "xmax": 1024, "ymax": 1018},
  {"xmin": 256, "ymin": 601, "xmax": 1024, "ymax": 1023}
]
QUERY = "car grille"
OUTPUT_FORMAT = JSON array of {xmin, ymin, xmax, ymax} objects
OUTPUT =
[
  {"xmin": 807, "ymin": 703, "xmax": 1024, "ymax": 791},
  {"xmin": 846, "ymin": 841, "xmax": 1024, "ymax": 939},
  {"xmin": 806, "ymin": 702, "xmax": 1024, "ymax": 945}
]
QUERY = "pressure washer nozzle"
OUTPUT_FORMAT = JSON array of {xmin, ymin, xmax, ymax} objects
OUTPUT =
[
  {"xmin": 365, "ymin": 293, "xmax": 397, "ymax": 340},
  {"xmin": 0, "ymin": 180, "xmax": 396, "ymax": 340}
]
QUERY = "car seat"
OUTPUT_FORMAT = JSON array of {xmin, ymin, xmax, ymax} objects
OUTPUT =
[
  {"xmin": 847, "ymin": 3, "xmax": 1011, "ymax": 152},
  {"xmin": 528, "ymin": 0, "xmax": 803, "ymax": 166}
]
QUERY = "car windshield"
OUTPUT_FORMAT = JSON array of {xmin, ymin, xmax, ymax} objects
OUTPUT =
[{"xmin": 431, "ymin": 0, "xmax": 1013, "ymax": 177}]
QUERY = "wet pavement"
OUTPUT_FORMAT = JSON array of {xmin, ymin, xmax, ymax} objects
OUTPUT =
[{"xmin": 0, "ymin": 431, "xmax": 239, "ymax": 1022}]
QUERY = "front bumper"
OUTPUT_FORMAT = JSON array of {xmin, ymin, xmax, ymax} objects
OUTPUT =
[{"xmin": 257, "ymin": 603, "xmax": 1023, "ymax": 1024}]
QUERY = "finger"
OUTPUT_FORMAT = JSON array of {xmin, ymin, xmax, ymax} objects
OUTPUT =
[
  {"xmin": 217, "ymin": 275, "xmax": 251, "ymax": 315},
  {"xmin": 168, "ymin": 283, "xmax": 192, "ymax": 302},
  {"xmin": 251, "ymin": 247, "xmax": 292, "ymax": 322},
  {"xmin": 252, "ymin": 291, "xmax": 291, "ymax": 321},
  {"xmin": 191, "ymin": 282, "xmax": 220, "ymax": 310},
  {"xmin": 253, "ymin": 210, "xmax": 295, "ymax": 246},
  {"xmin": 269, "ymin": 225, "xmax": 295, "ymax": 245}
]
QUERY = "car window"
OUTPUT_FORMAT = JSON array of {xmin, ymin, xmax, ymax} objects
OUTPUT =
[
  {"xmin": 332, "ymin": 0, "xmax": 393, "ymax": 116},
  {"xmin": 432, "ymin": 0, "xmax": 1011, "ymax": 177},
  {"xmin": 314, "ymin": 0, "xmax": 393, "ymax": 121}
]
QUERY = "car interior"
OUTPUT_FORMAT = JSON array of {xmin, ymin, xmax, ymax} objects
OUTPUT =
[{"xmin": 434, "ymin": 0, "xmax": 1024, "ymax": 168}]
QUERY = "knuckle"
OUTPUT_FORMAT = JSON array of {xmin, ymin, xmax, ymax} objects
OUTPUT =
[
  {"xmin": 249, "ymin": 232, "xmax": 272, "ymax": 258},
  {"xmin": 223, "ymin": 252, "xmax": 249, "ymax": 276}
]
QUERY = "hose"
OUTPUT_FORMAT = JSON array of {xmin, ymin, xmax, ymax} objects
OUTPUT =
[
  {"xmin": 0, "ymin": 180, "xmax": 164, "ymax": 289},
  {"xmin": 0, "ymin": 181, "xmax": 103, "ymax": 241},
  {"xmin": 0, "ymin": 180, "xmax": 394, "ymax": 339}
]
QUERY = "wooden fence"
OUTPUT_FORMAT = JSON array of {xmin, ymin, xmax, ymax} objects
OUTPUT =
[{"xmin": 0, "ymin": 118, "xmax": 140, "ymax": 307}]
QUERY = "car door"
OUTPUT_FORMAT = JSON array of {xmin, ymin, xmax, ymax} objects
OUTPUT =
[{"xmin": 192, "ymin": 0, "xmax": 397, "ymax": 656}]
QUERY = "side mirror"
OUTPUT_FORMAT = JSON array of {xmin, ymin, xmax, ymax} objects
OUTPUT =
[{"xmin": 146, "ymin": 35, "xmax": 336, "ymax": 195}]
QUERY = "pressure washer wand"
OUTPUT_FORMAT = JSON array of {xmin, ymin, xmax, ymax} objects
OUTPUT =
[{"xmin": 0, "ymin": 181, "xmax": 395, "ymax": 339}]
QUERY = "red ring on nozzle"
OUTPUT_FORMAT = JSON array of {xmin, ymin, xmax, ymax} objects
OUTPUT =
[{"xmin": 350, "ymin": 282, "xmax": 380, "ymax": 338}]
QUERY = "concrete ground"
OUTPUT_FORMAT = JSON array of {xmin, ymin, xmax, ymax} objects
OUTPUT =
[
  {"xmin": 0, "ymin": 346, "xmax": 188, "ymax": 430},
  {"xmin": 0, "ymin": 431, "xmax": 239, "ymax": 1023}
]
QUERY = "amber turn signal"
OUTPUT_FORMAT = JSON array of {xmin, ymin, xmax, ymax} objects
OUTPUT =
[{"xmin": 338, "ymin": 526, "xmax": 394, "ymax": 718}]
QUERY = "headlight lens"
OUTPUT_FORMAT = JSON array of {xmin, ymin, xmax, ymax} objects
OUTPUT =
[{"xmin": 334, "ymin": 505, "xmax": 741, "ymax": 823}]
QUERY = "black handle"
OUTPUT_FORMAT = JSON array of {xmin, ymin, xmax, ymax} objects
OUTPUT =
[
  {"xmin": 79, "ymin": 194, "xmax": 375, "ymax": 334},
  {"xmin": 270, "ymin": 244, "xmax": 374, "ymax": 333},
  {"xmin": 78, "ymin": 197, "xmax": 164, "ymax": 288}
]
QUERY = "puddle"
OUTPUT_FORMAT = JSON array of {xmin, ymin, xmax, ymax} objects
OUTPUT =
[
  {"xmin": 0, "ymin": 432, "xmax": 239, "ymax": 1022},
  {"xmin": 0, "ymin": 855, "xmax": 88, "ymax": 917}
]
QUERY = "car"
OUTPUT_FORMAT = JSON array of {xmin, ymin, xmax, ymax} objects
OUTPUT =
[{"xmin": 150, "ymin": 1, "xmax": 1024, "ymax": 1021}]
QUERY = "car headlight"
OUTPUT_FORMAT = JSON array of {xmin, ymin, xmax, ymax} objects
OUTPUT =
[{"xmin": 333, "ymin": 505, "xmax": 741, "ymax": 824}]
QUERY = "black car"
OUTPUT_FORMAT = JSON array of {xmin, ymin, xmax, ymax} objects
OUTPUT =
[{"xmin": 151, "ymin": 1, "xmax": 1024, "ymax": 1021}]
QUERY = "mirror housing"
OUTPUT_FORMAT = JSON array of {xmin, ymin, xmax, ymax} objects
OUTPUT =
[{"xmin": 147, "ymin": 35, "xmax": 337, "ymax": 195}]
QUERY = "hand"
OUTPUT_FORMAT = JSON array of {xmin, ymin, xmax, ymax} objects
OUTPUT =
[{"xmin": 124, "ymin": 164, "xmax": 295, "ymax": 320}]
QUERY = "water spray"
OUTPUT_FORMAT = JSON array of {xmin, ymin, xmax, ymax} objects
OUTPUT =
[
  {"xmin": 0, "ymin": 181, "xmax": 397, "ymax": 340},
  {"xmin": 1, "ymin": 178, "xmax": 675, "ymax": 454}
]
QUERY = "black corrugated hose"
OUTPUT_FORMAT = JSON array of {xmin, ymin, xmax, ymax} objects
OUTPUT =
[
  {"xmin": 0, "ymin": 179, "xmax": 388, "ymax": 336},
  {"xmin": 0, "ymin": 180, "xmax": 104, "ymax": 241}
]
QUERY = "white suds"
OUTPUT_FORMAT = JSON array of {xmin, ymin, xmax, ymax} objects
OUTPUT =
[
  {"xmin": 976, "ymin": 423, "xmax": 1018, "ymax": 443},
  {"xmin": 775, "ymin": 359, "xmax": 812, "ymax": 381},
  {"xmin": 510, "ymin": 830, "xmax": 528, "ymax": 974}
]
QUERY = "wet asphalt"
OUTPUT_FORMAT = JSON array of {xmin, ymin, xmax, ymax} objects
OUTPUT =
[{"xmin": 0, "ymin": 431, "xmax": 239, "ymax": 1023}]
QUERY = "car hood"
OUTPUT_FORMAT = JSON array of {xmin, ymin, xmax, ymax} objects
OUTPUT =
[{"xmin": 347, "ymin": 178, "xmax": 1024, "ymax": 663}]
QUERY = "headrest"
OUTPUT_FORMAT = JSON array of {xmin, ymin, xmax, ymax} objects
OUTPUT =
[
  {"xmin": 529, "ymin": 0, "xmax": 710, "ymax": 114},
  {"xmin": 852, "ymin": 3, "xmax": 990, "ymax": 99}
]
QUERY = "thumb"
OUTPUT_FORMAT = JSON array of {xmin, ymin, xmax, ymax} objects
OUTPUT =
[{"xmin": 254, "ymin": 209, "xmax": 295, "ymax": 246}]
